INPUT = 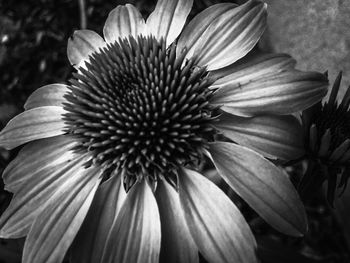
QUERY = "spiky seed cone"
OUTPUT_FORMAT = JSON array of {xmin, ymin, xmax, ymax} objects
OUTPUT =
[{"xmin": 63, "ymin": 36, "xmax": 217, "ymax": 184}]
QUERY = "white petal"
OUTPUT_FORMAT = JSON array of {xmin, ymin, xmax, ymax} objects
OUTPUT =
[
  {"xmin": 146, "ymin": 0, "xmax": 193, "ymax": 46},
  {"xmin": 214, "ymin": 112, "xmax": 304, "ymax": 160},
  {"xmin": 101, "ymin": 179, "xmax": 161, "ymax": 263},
  {"xmin": 155, "ymin": 180, "xmax": 198, "ymax": 263},
  {"xmin": 24, "ymin": 84, "xmax": 69, "ymax": 110},
  {"xmin": 22, "ymin": 163, "xmax": 102, "ymax": 263},
  {"xmin": 209, "ymin": 142, "xmax": 307, "ymax": 236},
  {"xmin": 67, "ymin": 30, "xmax": 105, "ymax": 69},
  {"xmin": 0, "ymin": 149, "xmax": 79, "ymax": 238},
  {"xmin": 177, "ymin": 3, "xmax": 237, "ymax": 58},
  {"xmin": 211, "ymin": 70, "xmax": 328, "ymax": 117},
  {"xmin": 70, "ymin": 173, "xmax": 126, "ymax": 263},
  {"xmin": 210, "ymin": 52, "xmax": 296, "ymax": 89},
  {"xmin": 103, "ymin": 4, "xmax": 146, "ymax": 43},
  {"xmin": 178, "ymin": 168, "xmax": 257, "ymax": 263},
  {"xmin": 2, "ymin": 136, "xmax": 76, "ymax": 193},
  {"xmin": 177, "ymin": 0, "xmax": 266, "ymax": 71},
  {"xmin": 0, "ymin": 106, "xmax": 66, "ymax": 150}
]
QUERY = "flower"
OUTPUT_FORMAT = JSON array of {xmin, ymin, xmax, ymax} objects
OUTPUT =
[
  {"xmin": 300, "ymin": 72, "xmax": 350, "ymax": 205},
  {"xmin": 0, "ymin": 0, "xmax": 328, "ymax": 263}
]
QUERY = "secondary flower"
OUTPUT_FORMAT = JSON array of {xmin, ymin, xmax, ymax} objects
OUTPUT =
[
  {"xmin": 0, "ymin": 0, "xmax": 328, "ymax": 263},
  {"xmin": 300, "ymin": 72, "xmax": 350, "ymax": 205}
]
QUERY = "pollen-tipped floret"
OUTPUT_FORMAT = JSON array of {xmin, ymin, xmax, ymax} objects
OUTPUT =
[{"xmin": 63, "ymin": 36, "xmax": 216, "ymax": 183}]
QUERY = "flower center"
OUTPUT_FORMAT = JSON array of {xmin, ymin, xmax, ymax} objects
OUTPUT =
[
  {"xmin": 64, "ymin": 36, "xmax": 216, "ymax": 182},
  {"xmin": 313, "ymin": 103, "xmax": 350, "ymax": 151}
]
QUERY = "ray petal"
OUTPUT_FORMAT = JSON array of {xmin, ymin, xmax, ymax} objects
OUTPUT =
[
  {"xmin": 2, "ymin": 136, "xmax": 76, "ymax": 193},
  {"xmin": 214, "ymin": 112, "xmax": 304, "ymax": 160},
  {"xmin": 70, "ymin": 173, "xmax": 127, "ymax": 263},
  {"xmin": 101, "ymin": 179, "xmax": 161, "ymax": 263},
  {"xmin": 155, "ymin": 179, "xmax": 198, "ymax": 263},
  {"xmin": 211, "ymin": 70, "xmax": 328, "ymax": 117},
  {"xmin": 177, "ymin": 0, "xmax": 266, "ymax": 71},
  {"xmin": 178, "ymin": 168, "xmax": 257, "ymax": 263},
  {"xmin": 146, "ymin": 0, "xmax": 193, "ymax": 46},
  {"xmin": 67, "ymin": 30, "xmax": 106, "ymax": 69},
  {"xmin": 209, "ymin": 142, "xmax": 308, "ymax": 236},
  {"xmin": 24, "ymin": 84, "xmax": 69, "ymax": 110},
  {"xmin": 0, "ymin": 106, "xmax": 66, "ymax": 150},
  {"xmin": 103, "ymin": 4, "xmax": 146, "ymax": 44},
  {"xmin": 177, "ymin": 3, "xmax": 237, "ymax": 59},
  {"xmin": 210, "ymin": 52, "xmax": 296, "ymax": 89},
  {"xmin": 22, "ymin": 162, "xmax": 102, "ymax": 263},
  {"xmin": 0, "ymin": 148, "xmax": 80, "ymax": 238}
]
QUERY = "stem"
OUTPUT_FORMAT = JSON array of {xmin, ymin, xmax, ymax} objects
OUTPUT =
[{"xmin": 78, "ymin": 0, "xmax": 87, "ymax": 29}]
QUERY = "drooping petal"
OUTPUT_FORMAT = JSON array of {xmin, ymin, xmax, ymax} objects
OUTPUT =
[
  {"xmin": 178, "ymin": 168, "xmax": 257, "ymax": 263},
  {"xmin": 210, "ymin": 52, "xmax": 296, "ymax": 89},
  {"xmin": 103, "ymin": 4, "xmax": 146, "ymax": 44},
  {"xmin": 70, "ymin": 173, "xmax": 127, "ymax": 263},
  {"xmin": 177, "ymin": 0, "xmax": 266, "ymax": 71},
  {"xmin": 0, "ymin": 149, "xmax": 79, "ymax": 238},
  {"xmin": 146, "ymin": 0, "xmax": 193, "ymax": 46},
  {"xmin": 155, "ymin": 180, "xmax": 198, "ymax": 263},
  {"xmin": 0, "ymin": 106, "xmax": 66, "ymax": 150},
  {"xmin": 209, "ymin": 142, "xmax": 307, "ymax": 236},
  {"xmin": 214, "ymin": 112, "xmax": 304, "ymax": 160},
  {"xmin": 67, "ymin": 30, "xmax": 105, "ymax": 69},
  {"xmin": 211, "ymin": 70, "xmax": 328, "ymax": 117},
  {"xmin": 101, "ymin": 179, "xmax": 161, "ymax": 263},
  {"xmin": 24, "ymin": 84, "xmax": 69, "ymax": 110},
  {"xmin": 2, "ymin": 136, "xmax": 76, "ymax": 193},
  {"xmin": 22, "ymin": 163, "xmax": 102, "ymax": 263}
]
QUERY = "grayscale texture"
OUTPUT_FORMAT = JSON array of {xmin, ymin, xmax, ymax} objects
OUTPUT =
[{"xmin": 261, "ymin": 0, "xmax": 350, "ymax": 98}]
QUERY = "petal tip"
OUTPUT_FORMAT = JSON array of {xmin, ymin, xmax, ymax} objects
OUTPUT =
[
  {"xmin": 288, "ymin": 220, "xmax": 308, "ymax": 237},
  {"xmin": 0, "ymin": 227, "xmax": 15, "ymax": 239}
]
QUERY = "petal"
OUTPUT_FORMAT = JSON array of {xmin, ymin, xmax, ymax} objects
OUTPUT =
[
  {"xmin": 67, "ymin": 30, "xmax": 105, "ymax": 69},
  {"xmin": 178, "ymin": 168, "xmax": 257, "ymax": 263},
  {"xmin": 2, "ymin": 136, "xmax": 76, "ymax": 193},
  {"xmin": 22, "ymin": 163, "xmax": 102, "ymax": 263},
  {"xmin": 146, "ymin": 0, "xmax": 193, "ymax": 46},
  {"xmin": 0, "ymin": 153, "xmax": 84, "ymax": 238},
  {"xmin": 103, "ymin": 4, "xmax": 146, "ymax": 44},
  {"xmin": 210, "ymin": 52, "xmax": 296, "ymax": 89},
  {"xmin": 101, "ymin": 179, "xmax": 161, "ymax": 263},
  {"xmin": 177, "ymin": 3, "xmax": 237, "ymax": 59},
  {"xmin": 211, "ymin": 71, "xmax": 328, "ymax": 117},
  {"xmin": 177, "ymin": 0, "xmax": 266, "ymax": 71},
  {"xmin": 209, "ymin": 142, "xmax": 307, "ymax": 236},
  {"xmin": 214, "ymin": 112, "xmax": 304, "ymax": 160},
  {"xmin": 24, "ymin": 84, "xmax": 69, "ymax": 110},
  {"xmin": 70, "ymin": 173, "xmax": 127, "ymax": 263},
  {"xmin": 0, "ymin": 106, "xmax": 66, "ymax": 150},
  {"xmin": 155, "ymin": 180, "xmax": 198, "ymax": 263}
]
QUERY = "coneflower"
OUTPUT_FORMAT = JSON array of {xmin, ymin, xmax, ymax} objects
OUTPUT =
[
  {"xmin": 301, "ymin": 72, "xmax": 350, "ymax": 205},
  {"xmin": 0, "ymin": 1, "xmax": 328, "ymax": 263}
]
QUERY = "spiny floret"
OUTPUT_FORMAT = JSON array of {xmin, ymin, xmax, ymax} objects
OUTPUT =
[
  {"xmin": 313, "ymin": 104, "xmax": 350, "ymax": 151},
  {"xmin": 63, "ymin": 35, "xmax": 216, "ymax": 181},
  {"xmin": 307, "ymin": 72, "xmax": 350, "ymax": 155},
  {"xmin": 300, "ymin": 72, "xmax": 350, "ymax": 205}
]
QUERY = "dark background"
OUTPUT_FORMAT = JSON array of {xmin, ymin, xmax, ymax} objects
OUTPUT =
[{"xmin": 0, "ymin": 0, "xmax": 350, "ymax": 262}]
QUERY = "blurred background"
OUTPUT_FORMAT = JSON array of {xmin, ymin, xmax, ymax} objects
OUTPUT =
[{"xmin": 0, "ymin": 0, "xmax": 349, "ymax": 262}]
